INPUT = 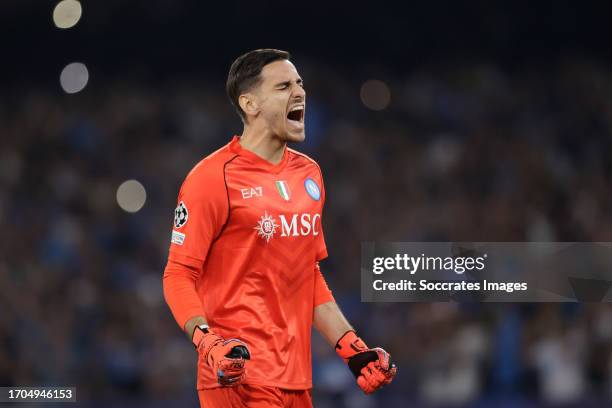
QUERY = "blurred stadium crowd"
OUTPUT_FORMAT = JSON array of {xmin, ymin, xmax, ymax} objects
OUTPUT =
[{"xmin": 1, "ymin": 57, "xmax": 612, "ymax": 407}]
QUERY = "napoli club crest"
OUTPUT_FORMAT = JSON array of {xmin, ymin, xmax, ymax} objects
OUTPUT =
[{"xmin": 304, "ymin": 178, "xmax": 320, "ymax": 201}]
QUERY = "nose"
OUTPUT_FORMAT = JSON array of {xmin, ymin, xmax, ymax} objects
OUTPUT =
[{"xmin": 292, "ymin": 83, "xmax": 305, "ymax": 99}]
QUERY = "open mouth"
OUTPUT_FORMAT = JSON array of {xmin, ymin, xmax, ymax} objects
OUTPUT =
[{"xmin": 287, "ymin": 106, "xmax": 304, "ymax": 123}]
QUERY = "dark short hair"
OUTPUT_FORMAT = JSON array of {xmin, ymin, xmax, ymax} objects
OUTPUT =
[{"xmin": 226, "ymin": 49, "xmax": 291, "ymax": 122}]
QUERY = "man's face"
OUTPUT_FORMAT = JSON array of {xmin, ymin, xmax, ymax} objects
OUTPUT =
[{"xmin": 251, "ymin": 60, "xmax": 306, "ymax": 142}]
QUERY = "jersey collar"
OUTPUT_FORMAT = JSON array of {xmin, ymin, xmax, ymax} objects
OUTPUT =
[{"xmin": 229, "ymin": 136, "xmax": 290, "ymax": 174}]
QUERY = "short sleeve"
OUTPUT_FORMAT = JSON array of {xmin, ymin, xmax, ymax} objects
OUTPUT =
[
  {"xmin": 314, "ymin": 262, "xmax": 334, "ymax": 306},
  {"xmin": 168, "ymin": 164, "xmax": 228, "ymax": 268}
]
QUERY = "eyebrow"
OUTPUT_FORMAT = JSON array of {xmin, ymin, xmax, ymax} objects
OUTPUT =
[{"xmin": 274, "ymin": 78, "xmax": 303, "ymax": 87}]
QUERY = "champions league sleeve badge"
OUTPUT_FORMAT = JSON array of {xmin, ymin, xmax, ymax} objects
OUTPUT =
[
  {"xmin": 174, "ymin": 201, "xmax": 189, "ymax": 228},
  {"xmin": 304, "ymin": 178, "xmax": 321, "ymax": 201}
]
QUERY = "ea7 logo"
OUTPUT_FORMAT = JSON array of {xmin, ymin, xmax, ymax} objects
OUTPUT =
[
  {"xmin": 279, "ymin": 213, "xmax": 321, "ymax": 237},
  {"xmin": 241, "ymin": 187, "xmax": 263, "ymax": 199}
]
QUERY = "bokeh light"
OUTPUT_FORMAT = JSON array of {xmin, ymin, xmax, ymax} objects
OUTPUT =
[
  {"xmin": 360, "ymin": 79, "xmax": 391, "ymax": 111},
  {"xmin": 116, "ymin": 180, "xmax": 147, "ymax": 213},
  {"xmin": 52, "ymin": 0, "xmax": 82, "ymax": 29},
  {"xmin": 59, "ymin": 62, "xmax": 89, "ymax": 94}
]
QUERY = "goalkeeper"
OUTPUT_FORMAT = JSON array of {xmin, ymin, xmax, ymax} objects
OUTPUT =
[{"xmin": 163, "ymin": 48, "xmax": 396, "ymax": 407}]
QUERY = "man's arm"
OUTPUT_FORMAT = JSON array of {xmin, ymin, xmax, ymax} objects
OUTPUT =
[
  {"xmin": 311, "ymin": 263, "xmax": 351, "ymax": 345},
  {"xmin": 163, "ymin": 258, "xmax": 250, "ymax": 386},
  {"xmin": 313, "ymin": 301, "xmax": 353, "ymax": 346},
  {"xmin": 312, "ymin": 268, "xmax": 397, "ymax": 394},
  {"xmin": 184, "ymin": 316, "xmax": 208, "ymax": 340},
  {"xmin": 162, "ymin": 258, "xmax": 207, "ymax": 335}
]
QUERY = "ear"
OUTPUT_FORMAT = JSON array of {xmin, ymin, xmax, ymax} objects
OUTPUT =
[{"xmin": 239, "ymin": 93, "xmax": 259, "ymax": 119}]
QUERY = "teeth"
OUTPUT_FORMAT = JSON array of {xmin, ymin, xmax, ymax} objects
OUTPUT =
[{"xmin": 290, "ymin": 105, "xmax": 304, "ymax": 112}]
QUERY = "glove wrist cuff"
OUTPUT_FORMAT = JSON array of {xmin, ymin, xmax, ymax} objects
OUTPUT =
[
  {"xmin": 192, "ymin": 326, "xmax": 206, "ymax": 347},
  {"xmin": 193, "ymin": 327, "xmax": 223, "ymax": 365},
  {"xmin": 335, "ymin": 330, "xmax": 368, "ymax": 361}
]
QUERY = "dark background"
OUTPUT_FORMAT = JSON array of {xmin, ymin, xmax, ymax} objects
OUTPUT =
[
  {"xmin": 2, "ymin": 1, "xmax": 612, "ymax": 407},
  {"xmin": 4, "ymin": 1, "xmax": 612, "ymax": 80}
]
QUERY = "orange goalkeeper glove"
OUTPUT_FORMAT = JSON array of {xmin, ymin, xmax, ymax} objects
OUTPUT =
[
  {"xmin": 192, "ymin": 324, "xmax": 250, "ymax": 386},
  {"xmin": 335, "ymin": 330, "xmax": 397, "ymax": 394}
]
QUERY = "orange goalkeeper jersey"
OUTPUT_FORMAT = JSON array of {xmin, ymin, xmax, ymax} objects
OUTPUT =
[{"xmin": 163, "ymin": 136, "xmax": 334, "ymax": 390}]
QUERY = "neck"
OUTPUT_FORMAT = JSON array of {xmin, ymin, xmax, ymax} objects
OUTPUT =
[{"xmin": 239, "ymin": 123, "xmax": 286, "ymax": 165}]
